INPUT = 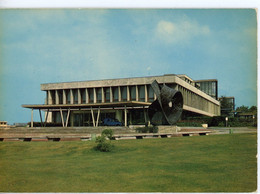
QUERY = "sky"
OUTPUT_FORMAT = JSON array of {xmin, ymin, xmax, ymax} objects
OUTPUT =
[{"xmin": 0, "ymin": 9, "xmax": 257, "ymax": 124}]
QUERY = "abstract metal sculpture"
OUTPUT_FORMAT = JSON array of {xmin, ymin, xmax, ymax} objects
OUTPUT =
[{"xmin": 148, "ymin": 80, "xmax": 183, "ymax": 125}]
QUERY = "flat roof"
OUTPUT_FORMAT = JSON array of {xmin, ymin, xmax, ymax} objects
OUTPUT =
[
  {"xmin": 40, "ymin": 74, "xmax": 181, "ymax": 91},
  {"xmin": 22, "ymin": 101, "xmax": 151, "ymax": 110},
  {"xmin": 194, "ymin": 79, "xmax": 218, "ymax": 82},
  {"xmin": 41, "ymin": 74, "xmax": 173, "ymax": 85}
]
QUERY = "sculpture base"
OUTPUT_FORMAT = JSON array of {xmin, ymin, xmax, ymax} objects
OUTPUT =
[{"xmin": 157, "ymin": 125, "xmax": 181, "ymax": 133}]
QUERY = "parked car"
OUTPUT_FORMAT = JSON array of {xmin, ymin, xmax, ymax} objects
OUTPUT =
[{"xmin": 103, "ymin": 118, "xmax": 122, "ymax": 126}]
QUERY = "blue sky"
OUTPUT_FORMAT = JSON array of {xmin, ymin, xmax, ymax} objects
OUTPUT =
[{"xmin": 0, "ymin": 9, "xmax": 257, "ymax": 124}]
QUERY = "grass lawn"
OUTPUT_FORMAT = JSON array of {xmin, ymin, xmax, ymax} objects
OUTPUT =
[{"xmin": 0, "ymin": 133, "xmax": 257, "ymax": 192}]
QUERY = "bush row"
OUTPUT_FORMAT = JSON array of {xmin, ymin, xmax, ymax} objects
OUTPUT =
[
  {"xmin": 135, "ymin": 126, "xmax": 158, "ymax": 133},
  {"xmin": 27, "ymin": 122, "xmax": 62, "ymax": 127},
  {"xmin": 177, "ymin": 116, "xmax": 257, "ymax": 127}
]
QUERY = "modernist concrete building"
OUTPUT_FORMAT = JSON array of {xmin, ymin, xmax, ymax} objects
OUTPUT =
[{"xmin": 22, "ymin": 74, "xmax": 221, "ymax": 127}]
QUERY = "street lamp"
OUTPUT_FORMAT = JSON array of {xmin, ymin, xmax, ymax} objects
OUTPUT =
[{"xmin": 225, "ymin": 117, "xmax": 228, "ymax": 127}]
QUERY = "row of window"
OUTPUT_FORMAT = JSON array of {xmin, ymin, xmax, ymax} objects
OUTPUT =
[{"xmin": 47, "ymin": 85, "xmax": 155, "ymax": 105}]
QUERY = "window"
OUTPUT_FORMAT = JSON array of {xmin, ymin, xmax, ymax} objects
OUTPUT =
[
  {"xmin": 88, "ymin": 88, "xmax": 94, "ymax": 103},
  {"xmin": 50, "ymin": 90, "xmax": 55, "ymax": 104},
  {"xmin": 46, "ymin": 91, "xmax": 48, "ymax": 104},
  {"xmin": 104, "ymin": 87, "xmax": 110, "ymax": 102},
  {"xmin": 129, "ymin": 86, "xmax": 136, "ymax": 101},
  {"xmin": 80, "ymin": 89, "xmax": 86, "ymax": 104},
  {"xmin": 138, "ymin": 85, "xmax": 145, "ymax": 102},
  {"xmin": 58, "ymin": 90, "xmax": 63, "ymax": 104},
  {"xmin": 73, "ymin": 89, "xmax": 78, "ymax": 104},
  {"xmin": 112, "ymin": 87, "xmax": 118, "ymax": 102},
  {"xmin": 121, "ymin": 86, "xmax": 127, "ymax": 101},
  {"xmin": 97, "ymin": 88, "xmax": 102, "ymax": 103},
  {"xmin": 147, "ymin": 85, "xmax": 154, "ymax": 102},
  {"xmin": 65, "ymin": 90, "xmax": 70, "ymax": 104}
]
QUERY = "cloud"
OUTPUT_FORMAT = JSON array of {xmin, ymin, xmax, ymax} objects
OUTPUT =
[{"xmin": 155, "ymin": 19, "xmax": 210, "ymax": 44}]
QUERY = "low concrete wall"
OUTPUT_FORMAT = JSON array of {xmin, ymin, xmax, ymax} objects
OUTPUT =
[{"xmin": 157, "ymin": 125, "xmax": 181, "ymax": 133}]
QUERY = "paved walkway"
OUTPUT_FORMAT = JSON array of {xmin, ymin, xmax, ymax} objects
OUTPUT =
[{"xmin": 0, "ymin": 126, "xmax": 256, "ymax": 141}]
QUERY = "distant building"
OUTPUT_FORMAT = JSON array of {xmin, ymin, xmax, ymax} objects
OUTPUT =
[
  {"xmin": 22, "ymin": 74, "xmax": 221, "ymax": 127},
  {"xmin": 0, "ymin": 121, "xmax": 8, "ymax": 128},
  {"xmin": 236, "ymin": 112, "xmax": 255, "ymax": 119},
  {"xmin": 218, "ymin": 96, "xmax": 235, "ymax": 117}
]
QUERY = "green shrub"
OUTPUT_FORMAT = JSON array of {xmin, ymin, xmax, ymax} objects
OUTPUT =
[
  {"xmin": 101, "ymin": 129, "xmax": 114, "ymax": 140},
  {"xmin": 135, "ymin": 126, "xmax": 158, "ymax": 133},
  {"xmin": 177, "ymin": 122, "xmax": 202, "ymax": 127},
  {"xmin": 95, "ymin": 135, "xmax": 113, "ymax": 152}
]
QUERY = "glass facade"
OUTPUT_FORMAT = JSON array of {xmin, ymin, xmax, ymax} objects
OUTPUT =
[
  {"xmin": 73, "ymin": 89, "xmax": 78, "ymax": 104},
  {"xmin": 147, "ymin": 85, "xmax": 154, "ymax": 102},
  {"xmin": 65, "ymin": 90, "xmax": 70, "ymax": 104},
  {"xmin": 88, "ymin": 88, "xmax": 94, "ymax": 103},
  {"xmin": 196, "ymin": 81, "xmax": 218, "ymax": 99},
  {"xmin": 129, "ymin": 86, "xmax": 136, "ymax": 101},
  {"xmin": 96, "ymin": 88, "xmax": 102, "ymax": 103},
  {"xmin": 50, "ymin": 90, "xmax": 55, "ymax": 104},
  {"xmin": 112, "ymin": 87, "xmax": 119, "ymax": 102},
  {"xmin": 57, "ymin": 90, "xmax": 63, "ymax": 104},
  {"xmin": 138, "ymin": 85, "xmax": 145, "ymax": 102},
  {"xmin": 121, "ymin": 86, "xmax": 127, "ymax": 101},
  {"xmin": 80, "ymin": 89, "xmax": 86, "ymax": 104}
]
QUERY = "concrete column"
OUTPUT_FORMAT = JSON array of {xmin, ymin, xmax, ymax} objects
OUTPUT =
[
  {"xmin": 93, "ymin": 88, "xmax": 97, "ymax": 103},
  {"xmin": 124, "ymin": 106, "xmax": 127, "ymax": 127},
  {"xmin": 127, "ymin": 86, "xmax": 130, "ymax": 101},
  {"xmin": 31, "ymin": 109, "xmax": 33, "ymax": 128},
  {"xmin": 96, "ymin": 107, "xmax": 100, "ymax": 127},
  {"xmin": 110, "ymin": 87, "xmax": 113, "ymax": 102},
  {"xmin": 65, "ymin": 109, "xmax": 71, "ymax": 127},
  {"xmin": 39, "ymin": 109, "xmax": 43, "ymax": 127},
  {"xmin": 101, "ymin": 87, "xmax": 105, "ymax": 103},
  {"xmin": 91, "ymin": 107, "xmax": 96, "ymax": 127},
  {"xmin": 78, "ymin": 89, "xmax": 81, "ymax": 104},
  {"xmin": 86, "ymin": 89, "xmax": 89, "ymax": 103},
  {"xmin": 136, "ymin": 85, "xmax": 139, "ymax": 101},
  {"xmin": 145, "ymin": 85, "xmax": 148, "ymax": 102},
  {"xmin": 63, "ymin": 90, "xmax": 66, "ymax": 104},
  {"xmin": 55, "ymin": 90, "xmax": 59, "ymax": 105},
  {"xmin": 48, "ymin": 90, "xmax": 52, "ymax": 105},
  {"xmin": 60, "ymin": 108, "xmax": 65, "ymax": 127},
  {"xmin": 44, "ymin": 109, "xmax": 52, "ymax": 124},
  {"xmin": 70, "ymin": 89, "xmax": 74, "ymax": 104},
  {"xmin": 118, "ymin": 86, "xmax": 122, "ymax": 102}
]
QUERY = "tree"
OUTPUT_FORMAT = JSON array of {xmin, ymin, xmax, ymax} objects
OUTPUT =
[
  {"xmin": 249, "ymin": 106, "xmax": 257, "ymax": 115},
  {"xmin": 236, "ymin": 105, "xmax": 250, "ymax": 113},
  {"xmin": 235, "ymin": 105, "xmax": 257, "ymax": 119}
]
